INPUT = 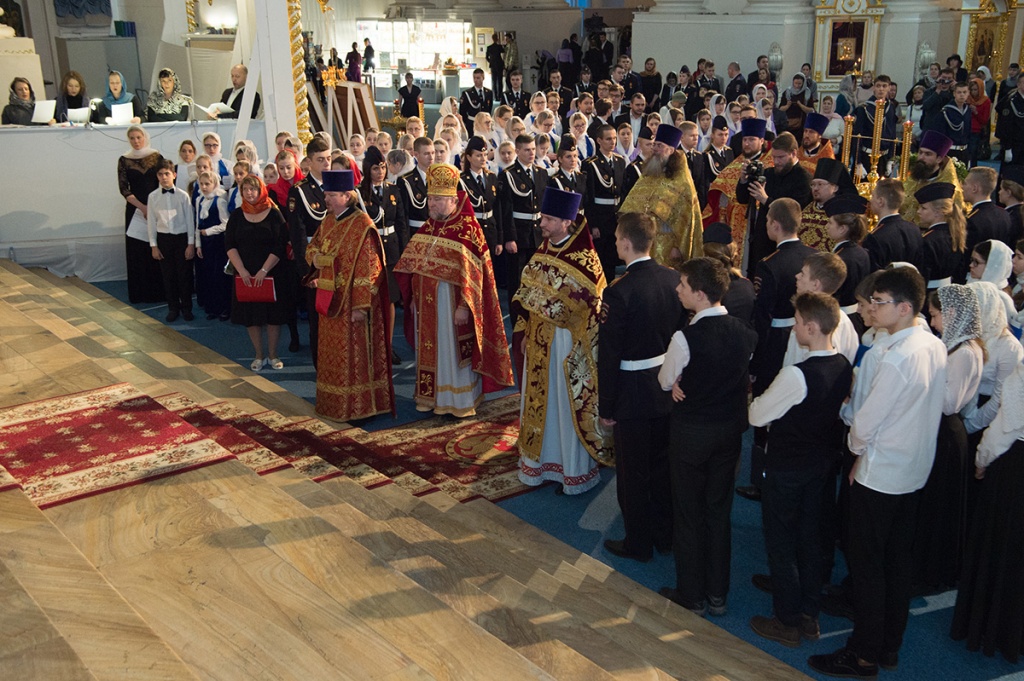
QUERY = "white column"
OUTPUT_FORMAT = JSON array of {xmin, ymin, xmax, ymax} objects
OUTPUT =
[{"xmin": 252, "ymin": 0, "xmax": 298, "ymax": 154}]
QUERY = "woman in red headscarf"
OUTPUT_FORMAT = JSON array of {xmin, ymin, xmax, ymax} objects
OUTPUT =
[
  {"xmin": 225, "ymin": 174, "xmax": 293, "ymax": 371},
  {"xmin": 269, "ymin": 148, "xmax": 304, "ymax": 209}
]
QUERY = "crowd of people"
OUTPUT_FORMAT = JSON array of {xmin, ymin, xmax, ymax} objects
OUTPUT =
[
  {"xmin": 83, "ymin": 41, "xmax": 1024, "ymax": 679},
  {"xmin": 3, "ymin": 63, "xmax": 261, "ymax": 126}
]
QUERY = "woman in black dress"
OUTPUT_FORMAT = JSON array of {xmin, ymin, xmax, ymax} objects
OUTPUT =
[
  {"xmin": 224, "ymin": 175, "xmax": 291, "ymax": 371},
  {"xmin": 146, "ymin": 68, "xmax": 189, "ymax": 122},
  {"xmin": 54, "ymin": 70, "xmax": 87, "ymax": 123},
  {"xmin": 116, "ymin": 125, "xmax": 165, "ymax": 304},
  {"xmin": 951, "ymin": 363, "xmax": 1024, "ymax": 662}
]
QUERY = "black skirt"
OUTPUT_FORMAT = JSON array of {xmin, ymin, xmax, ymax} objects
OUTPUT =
[
  {"xmin": 912, "ymin": 412, "xmax": 969, "ymax": 590},
  {"xmin": 951, "ymin": 439, "xmax": 1024, "ymax": 662}
]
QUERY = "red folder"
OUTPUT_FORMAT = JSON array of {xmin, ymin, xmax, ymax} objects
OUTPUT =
[{"xmin": 234, "ymin": 276, "xmax": 276, "ymax": 303}]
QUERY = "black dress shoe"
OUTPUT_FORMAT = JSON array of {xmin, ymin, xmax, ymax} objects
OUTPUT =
[
  {"xmin": 219, "ymin": 312, "xmax": 230, "ymax": 321},
  {"xmin": 820, "ymin": 591, "xmax": 856, "ymax": 621},
  {"xmin": 752, "ymin": 573, "xmax": 773, "ymax": 593},
  {"xmin": 182, "ymin": 310, "xmax": 194, "ymax": 321},
  {"xmin": 735, "ymin": 485, "xmax": 762, "ymax": 502},
  {"xmin": 603, "ymin": 539, "xmax": 651, "ymax": 563},
  {"xmin": 392, "ymin": 349, "xmax": 401, "ymax": 365},
  {"xmin": 658, "ymin": 587, "xmax": 707, "ymax": 616},
  {"xmin": 166, "ymin": 311, "xmax": 179, "ymax": 322},
  {"xmin": 808, "ymin": 647, "xmax": 878, "ymax": 679},
  {"xmin": 206, "ymin": 313, "xmax": 218, "ymax": 320}
]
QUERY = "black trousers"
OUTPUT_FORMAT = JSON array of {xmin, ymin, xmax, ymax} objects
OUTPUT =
[
  {"xmin": 846, "ymin": 482, "xmax": 921, "ymax": 664},
  {"xmin": 749, "ymin": 326, "xmax": 792, "ymax": 486},
  {"xmin": 762, "ymin": 460, "xmax": 833, "ymax": 625},
  {"xmin": 614, "ymin": 415, "xmax": 672, "ymax": 556},
  {"xmin": 156, "ymin": 232, "xmax": 193, "ymax": 314},
  {"xmin": 491, "ymin": 69, "xmax": 504, "ymax": 101},
  {"xmin": 505, "ymin": 244, "xmax": 535, "ymax": 318},
  {"xmin": 670, "ymin": 420, "xmax": 742, "ymax": 605},
  {"xmin": 588, "ymin": 207, "xmax": 620, "ymax": 281}
]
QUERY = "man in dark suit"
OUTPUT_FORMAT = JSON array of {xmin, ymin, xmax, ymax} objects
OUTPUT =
[
  {"xmin": 501, "ymin": 70, "xmax": 530, "ymax": 118},
  {"xmin": 657, "ymin": 257, "xmax": 758, "ymax": 615},
  {"xmin": 486, "ymin": 33, "xmax": 505, "ymax": 101},
  {"xmin": 962, "ymin": 166, "xmax": 1013, "ymax": 280},
  {"xmin": 599, "ymin": 212, "xmax": 685, "ymax": 563},
  {"xmin": 459, "ymin": 68, "xmax": 493, "ymax": 137},
  {"xmin": 696, "ymin": 61, "xmax": 724, "ymax": 96},
  {"xmin": 614, "ymin": 93, "xmax": 649, "ymax": 145},
  {"xmin": 213, "ymin": 64, "xmax": 260, "ymax": 120},
  {"xmin": 736, "ymin": 130, "xmax": 813, "ymax": 274},
  {"xmin": 545, "ymin": 68, "xmax": 574, "ymax": 124},
  {"xmin": 460, "ymin": 137, "xmax": 502, "ymax": 256},
  {"xmin": 747, "ymin": 55, "xmax": 778, "ymax": 92},
  {"xmin": 587, "ymin": 98, "xmax": 615, "ymax": 142},
  {"xmin": 286, "ymin": 137, "xmax": 331, "ymax": 366},
  {"xmin": 736, "ymin": 198, "xmax": 816, "ymax": 502},
  {"xmin": 1000, "ymin": 165, "xmax": 1024, "ymax": 247},
  {"xmin": 724, "ymin": 62, "xmax": 748, "ymax": 102},
  {"xmin": 599, "ymin": 33, "xmax": 614, "ymax": 77},
  {"xmin": 498, "ymin": 134, "xmax": 548, "ymax": 315},
  {"xmin": 583, "ymin": 124, "xmax": 627, "ymax": 277},
  {"xmin": 864, "ymin": 179, "xmax": 924, "ymax": 271}
]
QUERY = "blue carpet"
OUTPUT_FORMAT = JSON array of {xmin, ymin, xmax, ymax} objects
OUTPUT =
[{"xmin": 92, "ymin": 278, "xmax": 1024, "ymax": 680}]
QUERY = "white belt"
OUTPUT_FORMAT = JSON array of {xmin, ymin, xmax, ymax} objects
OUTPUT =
[
  {"xmin": 771, "ymin": 317, "xmax": 796, "ymax": 328},
  {"xmin": 950, "ymin": 145, "xmax": 967, "ymax": 151},
  {"xmin": 840, "ymin": 304, "xmax": 858, "ymax": 314},
  {"xmin": 512, "ymin": 211, "xmax": 540, "ymax": 221},
  {"xmin": 477, "ymin": 210, "xmax": 493, "ymax": 220},
  {"xmin": 619, "ymin": 354, "xmax": 665, "ymax": 371},
  {"xmin": 378, "ymin": 226, "xmax": 395, "ymax": 236},
  {"xmin": 409, "ymin": 219, "xmax": 425, "ymax": 229},
  {"xmin": 593, "ymin": 197, "xmax": 617, "ymax": 205},
  {"xmin": 307, "ymin": 236, "xmax": 313, "ymax": 243},
  {"xmin": 927, "ymin": 277, "xmax": 952, "ymax": 289}
]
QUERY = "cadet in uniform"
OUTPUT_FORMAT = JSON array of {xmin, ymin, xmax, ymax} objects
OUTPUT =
[
  {"xmin": 459, "ymin": 68, "xmax": 494, "ymax": 136},
  {"xmin": 400, "ymin": 137, "xmax": 433, "ymax": 241},
  {"xmin": 359, "ymin": 145, "xmax": 407, "ymax": 364},
  {"xmin": 498, "ymin": 133, "xmax": 548, "ymax": 317},
  {"xmin": 460, "ymin": 136, "xmax": 502, "ymax": 255},
  {"xmin": 287, "ymin": 136, "xmax": 331, "ymax": 367},
  {"xmin": 584, "ymin": 123, "xmax": 627, "ymax": 277}
]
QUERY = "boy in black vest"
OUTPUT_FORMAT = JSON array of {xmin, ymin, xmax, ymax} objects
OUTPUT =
[
  {"xmin": 657, "ymin": 257, "xmax": 758, "ymax": 616},
  {"xmin": 748, "ymin": 292, "xmax": 853, "ymax": 647}
]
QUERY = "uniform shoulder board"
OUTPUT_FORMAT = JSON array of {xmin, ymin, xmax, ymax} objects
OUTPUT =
[
  {"xmin": 763, "ymin": 249, "xmax": 779, "ymax": 262},
  {"xmin": 583, "ymin": 155, "xmax": 599, "ymax": 166},
  {"xmin": 401, "ymin": 168, "xmax": 418, "ymax": 181},
  {"xmin": 610, "ymin": 152, "xmax": 624, "ymax": 161}
]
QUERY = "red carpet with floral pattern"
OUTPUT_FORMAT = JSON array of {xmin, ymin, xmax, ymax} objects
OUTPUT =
[
  {"xmin": 323, "ymin": 395, "xmax": 528, "ymax": 502},
  {"xmin": 0, "ymin": 384, "xmax": 235, "ymax": 508}
]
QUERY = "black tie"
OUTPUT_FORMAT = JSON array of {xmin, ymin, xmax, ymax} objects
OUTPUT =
[
  {"xmin": 162, "ymin": 188, "xmax": 175, "ymax": 194},
  {"xmin": 376, "ymin": 186, "xmax": 382, "ymax": 200}
]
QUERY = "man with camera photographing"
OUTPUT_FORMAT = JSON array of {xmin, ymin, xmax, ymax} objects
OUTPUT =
[
  {"xmin": 737, "ymin": 130, "xmax": 812, "ymax": 275},
  {"xmin": 920, "ymin": 68, "xmax": 956, "ymax": 135}
]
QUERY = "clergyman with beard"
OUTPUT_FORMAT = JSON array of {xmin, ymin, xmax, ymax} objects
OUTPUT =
[
  {"xmin": 900, "ymin": 130, "xmax": 966, "ymax": 225},
  {"xmin": 619, "ymin": 124, "xmax": 704, "ymax": 267},
  {"xmin": 736, "ymin": 131, "xmax": 813, "ymax": 273}
]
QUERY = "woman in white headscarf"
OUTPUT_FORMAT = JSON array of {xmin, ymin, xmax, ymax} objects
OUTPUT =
[
  {"xmin": 436, "ymin": 96, "xmax": 468, "ymax": 141},
  {"xmin": 117, "ymin": 125, "xmax": 165, "ymax": 304},
  {"xmin": 967, "ymin": 239, "xmax": 1016, "ymax": 323},
  {"xmin": 976, "ymin": 65, "xmax": 997, "ymax": 101},
  {"xmin": 756, "ymin": 97, "xmax": 778, "ymax": 136},
  {"xmin": 963, "ymin": 281, "xmax": 1024, "ymax": 436},
  {"xmin": 913, "ymin": 284, "xmax": 985, "ymax": 590}
]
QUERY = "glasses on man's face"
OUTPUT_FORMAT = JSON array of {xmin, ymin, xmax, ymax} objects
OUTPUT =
[{"xmin": 868, "ymin": 296, "xmax": 898, "ymax": 306}]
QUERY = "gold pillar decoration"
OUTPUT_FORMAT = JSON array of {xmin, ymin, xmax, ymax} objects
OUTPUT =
[
  {"xmin": 897, "ymin": 120, "xmax": 914, "ymax": 181},
  {"xmin": 841, "ymin": 115, "xmax": 855, "ymax": 167},
  {"xmin": 867, "ymin": 97, "xmax": 884, "ymax": 186},
  {"xmin": 418, "ymin": 98, "xmax": 424, "ymax": 122},
  {"xmin": 186, "ymin": 0, "xmax": 198, "ymax": 33},
  {"xmin": 316, "ymin": 0, "xmax": 333, "ymax": 11},
  {"xmin": 287, "ymin": 0, "xmax": 313, "ymax": 144}
]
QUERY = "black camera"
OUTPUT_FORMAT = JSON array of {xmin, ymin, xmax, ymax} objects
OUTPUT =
[{"xmin": 745, "ymin": 159, "xmax": 766, "ymax": 185}]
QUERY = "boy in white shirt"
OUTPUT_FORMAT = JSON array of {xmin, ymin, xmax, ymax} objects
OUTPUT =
[
  {"xmin": 809, "ymin": 266, "xmax": 946, "ymax": 679},
  {"xmin": 147, "ymin": 158, "xmax": 196, "ymax": 322}
]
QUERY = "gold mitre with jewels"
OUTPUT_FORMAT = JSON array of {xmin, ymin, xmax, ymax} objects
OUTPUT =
[{"xmin": 426, "ymin": 163, "xmax": 460, "ymax": 197}]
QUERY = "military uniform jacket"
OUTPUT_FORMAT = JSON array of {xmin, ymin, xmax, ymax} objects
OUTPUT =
[
  {"xmin": 399, "ymin": 168, "xmax": 429, "ymax": 236},
  {"xmin": 583, "ymin": 152, "xmax": 626, "ymax": 232},
  {"xmin": 597, "ymin": 259, "xmax": 684, "ymax": 421},
  {"xmin": 498, "ymin": 161, "xmax": 548, "ymax": 250},
  {"xmin": 705, "ymin": 145, "xmax": 735, "ymax": 181},
  {"xmin": 862, "ymin": 214, "xmax": 924, "ymax": 271},
  {"xmin": 460, "ymin": 168, "xmax": 501, "ymax": 251},
  {"xmin": 287, "ymin": 177, "xmax": 326, "ymax": 278},
  {"xmin": 622, "ymin": 155, "xmax": 644, "ymax": 200},
  {"xmin": 575, "ymin": 82, "xmax": 597, "ymax": 99},
  {"xmin": 939, "ymin": 103, "xmax": 971, "ymax": 147},
  {"xmin": 751, "ymin": 239, "xmax": 817, "ymax": 374},
  {"xmin": 966, "ymin": 201, "xmax": 1013, "ymax": 261},
  {"xmin": 360, "ymin": 181, "xmax": 408, "ymax": 265},
  {"xmin": 833, "ymin": 240, "xmax": 871, "ymax": 308},
  {"xmin": 921, "ymin": 223, "xmax": 960, "ymax": 286},
  {"xmin": 683, "ymin": 148, "xmax": 709, "ymax": 210},
  {"xmin": 853, "ymin": 97, "xmax": 899, "ymax": 151},
  {"xmin": 548, "ymin": 167, "xmax": 587, "ymax": 220},
  {"xmin": 459, "ymin": 87, "xmax": 494, "ymax": 132},
  {"xmin": 1007, "ymin": 204, "xmax": 1024, "ymax": 248},
  {"xmin": 502, "ymin": 89, "xmax": 531, "ymax": 119},
  {"xmin": 995, "ymin": 90, "xmax": 1024, "ymax": 148}
]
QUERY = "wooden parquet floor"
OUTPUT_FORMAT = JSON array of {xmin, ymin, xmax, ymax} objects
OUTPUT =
[{"xmin": 0, "ymin": 260, "xmax": 811, "ymax": 681}]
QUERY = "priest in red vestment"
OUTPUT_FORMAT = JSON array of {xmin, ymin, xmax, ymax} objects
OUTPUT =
[
  {"xmin": 395, "ymin": 163, "xmax": 514, "ymax": 416},
  {"xmin": 304, "ymin": 169, "xmax": 395, "ymax": 422}
]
